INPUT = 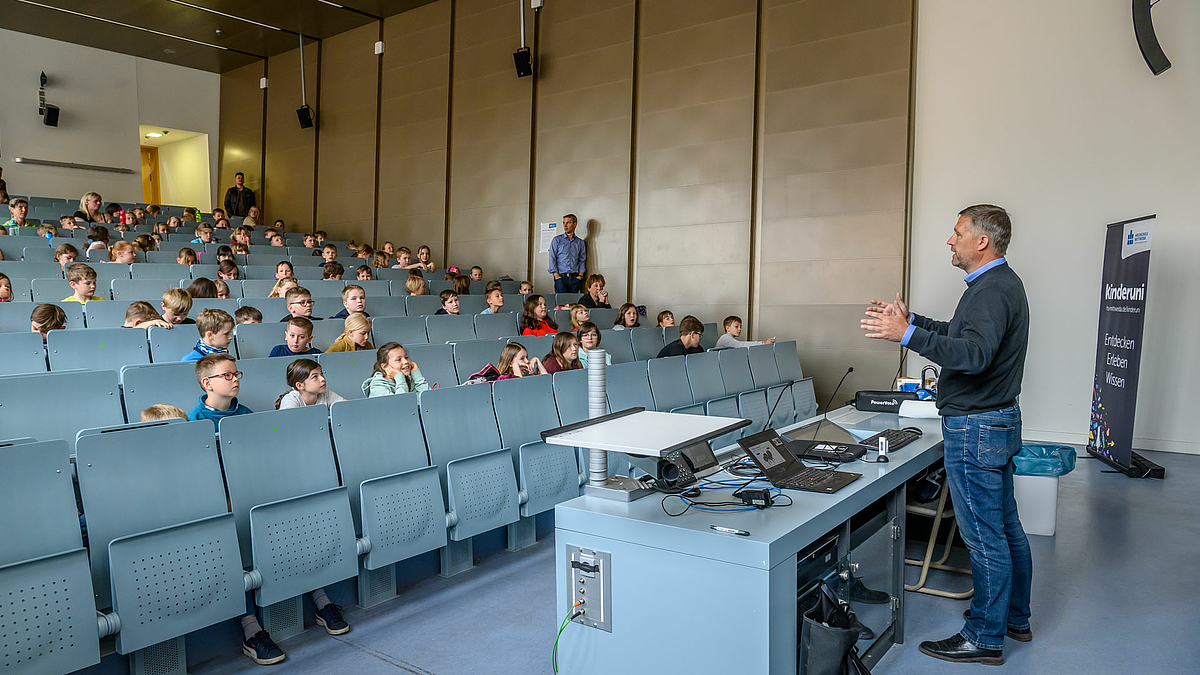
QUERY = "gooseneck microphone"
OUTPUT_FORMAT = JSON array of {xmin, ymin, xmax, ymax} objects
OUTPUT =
[{"xmin": 795, "ymin": 366, "xmax": 854, "ymax": 464}]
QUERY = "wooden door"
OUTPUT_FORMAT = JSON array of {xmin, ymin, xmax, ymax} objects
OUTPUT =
[{"xmin": 140, "ymin": 146, "xmax": 160, "ymax": 205}]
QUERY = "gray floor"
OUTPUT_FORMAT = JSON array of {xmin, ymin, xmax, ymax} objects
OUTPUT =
[{"xmin": 191, "ymin": 450, "xmax": 1199, "ymax": 674}]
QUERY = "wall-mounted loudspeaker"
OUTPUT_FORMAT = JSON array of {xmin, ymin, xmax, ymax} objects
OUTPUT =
[
  {"xmin": 1133, "ymin": 0, "xmax": 1171, "ymax": 75},
  {"xmin": 296, "ymin": 104, "xmax": 314, "ymax": 129},
  {"xmin": 513, "ymin": 47, "xmax": 532, "ymax": 78},
  {"xmin": 42, "ymin": 104, "xmax": 60, "ymax": 127}
]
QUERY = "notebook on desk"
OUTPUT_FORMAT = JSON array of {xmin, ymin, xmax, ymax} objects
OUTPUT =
[{"xmin": 737, "ymin": 429, "xmax": 861, "ymax": 494}]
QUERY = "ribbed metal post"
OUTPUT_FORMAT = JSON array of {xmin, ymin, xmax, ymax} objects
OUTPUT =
[{"xmin": 587, "ymin": 349, "xmax": 608, "ymax": 487}]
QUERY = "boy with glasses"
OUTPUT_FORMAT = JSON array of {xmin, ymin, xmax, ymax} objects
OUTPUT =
[
  {"xmin": 280, "ymin": 286, "xmax": 322, "ymax": 322},
  {"xmin": 188, "ymin": 354, "xmax": 251, "ymax": 429}
]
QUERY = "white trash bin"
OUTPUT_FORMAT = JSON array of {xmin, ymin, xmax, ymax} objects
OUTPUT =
[{"xmin": 1013, "ymin": 474, "xmax": 1058, "ymax": 536}]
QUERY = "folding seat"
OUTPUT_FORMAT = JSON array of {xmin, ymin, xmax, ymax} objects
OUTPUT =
[
  {"xmin": 700, "ymin": 323, "xmax": 720, "ymax": 350},
  {"xmin": 406, "ymin": 294, "xmax": 443, "ymax": 316},
  {"xmin": 111, "ymin": 277, "xmax": 177, "ymax": 300},
  {"xmin": 426, "ymin": 280, "xmax": 453, "ymax": 294},
  {"xmin": 192, "ymin": 297, "xmax": 241, "ymax": 315},
  {"xmin": 605, "ymin": 328, "xmax": 636, "ymax": 363},
  {"xmin": 241, "ymin": 279, "xmax": 275, "ymax": 297},
  {"xmin": 148, "ymin": 324, "xmax": 200, "ymax": 361},
  {"xmin": 718, "ymin": 347, "xmax": 757, "ymax": 396},
  {"xmin": 647, "ymin": 355, "xmax": 694, "ymax": 412},
  {"xmin": 190, "ymin": 263, "xmax": 219, "ymax": 279},
  {"xmin": 1, "ymin": 241, "xmax": 54, "ymax": 264},
  {"xmin": 330, "ymin": 394, "xmax": 446, "ymax": 606},
  {"xmin": 474, "ymin": 312, "xmax": 518, "ymax": 339},
  {"xmin": 403, "ymin": 343, "xmax": 457, "ymax": 389},
  {"xmin": 246, "ymin": 253, "xmax": 290, "ymax": 266},
  {"xmin": 0, "ymin": 440, "xmax": 102, "ymax": 673},
  {"xmin": 427, "ymin": 313, "xmax": 476, "ymax": 343},
  {"xmin": 243, "ymin": 264, "xmax": 278, "ymax": 280},
  {"xmin": 2, "ymin": 275, "xmax": 32, "ymax": 301},
  {"xmin": 493, "ymin": 376, "xmax": 582, "ymax": 524},
  {"xmin": 354, "ymin": 279, "xmax": 392, "ymax": 297},
  {"xmin": 317, "ymin": 350, "xmax": 374, "ymax": 400},
  {"xmin": 313, "ymin": 295, "xmax": 344, "ymax": 317},
  {"xmin": 234, "ymin": 321, "xmax": 284, "ymax": 359},
  {"xmin": 606, "ymin": 361, "xmax": 656, "ymax": 412},
  {"xmin": 508, "ymin": 334, "xmax": 554, "ymax": 362},
  {"xmin": 145, "ymin": 250, "xmax": 178, "ymax": 263},
  {"xmin": 47, "ymin": 326, "xmax": 150, "ymax": 371},
  {"xmin": 372, "ymin": 267, "xmax": 407, "ymax": 281},
  {"xmin": 236, "ymin": 355, "xmax": 308, "ymax": 412},
  {"xmin": 773, "ymin": 340, "xmax": 817, "ymax": 420},
  {"xmin": 418, "ymin": 384, "xmax": 519, "ymax": 574},
  {"xmin": 500, "ymin": 293, "xmax": 524, "ymax": 311},
  {"xmin": 630, "ymin": 326, "xmax": 666, "ymax": 361},
  {"xmin": 84, "ymin": 299, "xmax": 136, "ymax": 327},
  {"xmin": 458, "ymin": 294, "xmax": 487, "ymax": 314},
  {"xmin": 0, "ymin": 300, "xmax": 83, "ymax": 331},
  {"xmin": 469, "ymin": 280, "xmax": 488, "ymax": 295},
  {"xmin": 748, "ymin": 343, "xmax": 783, "ymax": 388},
  {"xmin": 590, "ymin": 307, "xmax": 618, "ymax": 327},
  {"xmin": 244, "ymin": 297, "xmax": 288, "ymax": 323},
  {"xmin": 373, "ymin": 315, "xmax": 429, "ymax": 345},
  {"xmin": 793, "ymin": 377, "xmax": 819, "ymax": 420},
  {"xmin": 312, "ymin": 317, "xmax": 346, "ymax": 351},
  {"xmin": 0, "ymin": 370, "xmax": 124, "ymax": 448},
  {"xmin": 121, "ymin": 361, "xmax": 201, "ymax": 419},
  {"xmin": 686, "ymin": 352, "xmax": 743, "ymax": 448},
  {"xmin": 552, "ymin": 368, "xmax": 593, "ymax": 425},
  {"xmin": 308, "ymin": 280, "xmax": 345, "ymax": 297},
  {"xmin": 0, "ymin": 331, "xmax": 47, "ymax": 375},
  {"xmin": 499, "ymin": 280, "xmax": 520, "ymax": 294},
  {"xmin": 294, "ymin": 265, "xmax": 323, "ymax": 280},
  {"xmin": 31, "ymin": 278, "xmax": 72, "ymax": 302},
  {"xmin": 550, "ymin": 309, "xmax": 571, "ymax": 328},
  {"xmin": 453, "ymin": 338, "xmax": 503, "ymax": 383},
  {"xmin": 131, "ymin": 262, "xmax": 185, "ymax": 279},
  {"xmin": 246, "ymin": 245, "xmax": 277, "ymax": 255},
  {"xmin": 156, "ymin": 241, "xmax": 190, "ymax": 254},
  {"xmin": 21, "ymin": 245, "xmax": 55, "ymax": 261}
]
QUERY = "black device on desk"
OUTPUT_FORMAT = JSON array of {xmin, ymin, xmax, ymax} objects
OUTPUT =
[
  {"xmin": 782, "ymin": 419, "xmax": 871, "ymax": 462},
  {"xmin": 737, "ymin": 429, "xmax": 861, "ymax": 493},
  {"xmin": 640, "ymin": 440, "xmax": 720, "ymax": 490}
]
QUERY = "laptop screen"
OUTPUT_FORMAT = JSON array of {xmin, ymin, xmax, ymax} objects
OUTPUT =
[
  {"xmin": 737, "ymin": 430, "xmax": 799, "ymax": 477},
  {"xmin": 783, "ymin": 419, "xmax": 861, "ymax": 445}
]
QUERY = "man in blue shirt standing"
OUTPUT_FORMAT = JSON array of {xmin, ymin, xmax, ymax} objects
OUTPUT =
[{"xmin": 548, "ymin": 213, "xmax": 585, "ymax": 294}]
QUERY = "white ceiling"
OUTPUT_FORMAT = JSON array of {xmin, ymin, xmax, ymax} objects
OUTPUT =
[{"xmin": 138, "ymin": 124, "xmax": 205, "ymax": 148}]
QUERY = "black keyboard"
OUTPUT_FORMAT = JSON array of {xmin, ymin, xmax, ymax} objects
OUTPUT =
[
  {"xmin": 859, "ymin": 428, "xmax": 922, "ymax": 452},
  {"xmin": 780, "ymin": 466, "xmax": 845, "ymax": 490}
]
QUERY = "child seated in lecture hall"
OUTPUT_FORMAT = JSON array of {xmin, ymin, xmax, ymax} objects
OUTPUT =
[
  {"xmin": 356, "ymin": 265, "xmax": 373, "ymax": 281},
  {"xmin": 270, "ymin": 316, "xmax": 322, "ymax": 357},
  {"xmin": 269, "ymin": 234, "xmax": 285, "ymax": 247},
  {"xmin": 187, "ymin": 278, "xmax": 218, "ymax": 299},
  {"xmin": 276, "ymin": 260, "xmax": 294, "ymax": 279},
  {"xmin": 264, "ymin": 227, "xmax": 279, "ymax": 241},
  {"xmin": 141, "ymin": 404, "xmax": 188, "ymax": 421},
  {"xmin": 576, "ymin": 321, "xmax": 610, "ymax": 368},
  {"xmin": 134, "ymin": 234, "xmax": 154, "ymax": 253},
  {"xmin": 470, "ymin": 266, "xmax": 483, "ymax": 282},
  {"xmin": 176, "ymin": 247, "xmax": 198, "ymax": 265},
  {"xmin": 63, "ymin": 263, "xmax": 104, "ymax": 304},
  {"xmin": 404, "ymin": 274, "xmax": 427, "ymax": 296},
  {"xmin": 107, "ymin": 240, "xmax": 137, "ymax": 264},
  {"xmin": 122, "ymin": 301, "xmax": 174, "ymax": 330},
  {"xmin": 315, "ymin": 230, "xmax": 328, "ymax": 244},
  {"xmin": 569, "ymin": 304, "xmax": 590, "ymax": 332},
  {"xmin": 188, "ymin": 353, "xmax": 252, "ymax": 428},
  {"xmin": 356, "ymin": 244, "xmax": 374, "ymax": 260},
  {"xmin": 37, "ymin": 223, "xmax": 58, "ymax": 237},
  {"xmin": 234, "ymin": 305, "xmax": 262, "ymax": 327},
  {"xmin": 303, "ymin": 233, "xmax": 317, "ymax": 248},
  {"xmin": 281, "ymin": 286, "xmax": 322, "ymax": 322},
  {"xmin": 192, "ymin": 225, "xmax": 213, "ymax": 245},
  {"xmin": 435, "ymin": 289, "xmax": 460, "ymax": 315},
  {"xmin": 327, "ymin": 312, "xmax": 373, "ymax": 352},
  {"xmin": 86, "ymin": 225, "xmax": 109, "ymax": 251},
  {"xmin": 323, "ymin": 262, "xmax": 344, "ymax": 281},
  {"xmin": 542, "ymin": 332, "xmax": 582, "ymax": 374},
  {"xmin": 215, "ymin": 245, "xmax": 234, "ymax": 263},
  {"xmin": 218, "ymin": 260, "xmax": 240, "ymax": 280},
  {"xmin": 518, "ymin": 280, "xmax": 533, "ymax": 295},
  {"xmin": 363, "ymin": 341, "xmax": 429, "ymax": 396},
  {"xmin": 0, "ymin": 273, "xmax": 10, "ymax": 302},
  {"xmin": 276, "ymin": 359, "xmax": 345, "ymax": 409},
  {"xmin": 452, "ymin": 274, "xmax": 471, "ymax": 295},
  {"xmin": 371, "ymin": 251, "xmax": 390, "ymax": 269},
  {"xmin": 658, "ymin": 315, "xmax": 705, "ymax": 358},
  {"xmin": 268, "ymin": 276, "xmax": 298, "ymax": 299},
  {"xmin": 657, "ymin": 310, "xmax": 675, "ymax": 327},
  {"xmin": 332, "ymin": 284, "xmax": 369, "ymax": 319},
  {"xmin": 520, "ymin": 294, "xmax": 557, "ymax": 336},
  {"xmin": 480, "ymin": 287, "xmax": 505, "ymax": 314},
  {"xmin": 182, "ymin": 309, "xmax": 235, "ymax": 361},
  {"xmin": 613, "ymin": 302, "xmax": 640, "ymax": 330},
  {"xmin": 30, "ymin": 303, "xmax": 67, "ymax": 341},
  {"xmin": 54, "ymin": 243, "xmax": 79, "ymax": 268},
  {"xmin": 496, "ymin": 341, "xmax": 550, "ymax": 379},
  {"xmin": 392, "ymin": 246, "xmax": 416, "ymax": 269},
  {"xmin": 715, "ymin": 315, "xmax": 776, "ymax": 349},
  {"xmin": 382, "ymin": 241, "xmax": 395, "ymax": 257},
  {"xmin": 60, "ymin": 215, "xmax": 84, "ymax": 231},
  {"xmin": 161, "ymin": 287, "xmax": 195, "ymax": 325},
  {"xmin": 214, "ymin": 280, "xmax": 231, "ymax": 299},
  {"xmin": 414, "ymin": 244, "xmax": 436, "ymax": 272},
  {"xmin": 321, "ymin": 243, "xmax": 339, "ymax": 267}
]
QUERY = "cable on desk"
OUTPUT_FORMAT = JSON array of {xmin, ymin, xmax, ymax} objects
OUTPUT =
[{"xmin": 552, "ymin": 602, "xmax": 582, "ymax": 674}]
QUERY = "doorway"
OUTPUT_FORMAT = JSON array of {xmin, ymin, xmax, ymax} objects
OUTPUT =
[{"xmin": 140, "ymin": 146, "xmax": 161, "ymax": 205}]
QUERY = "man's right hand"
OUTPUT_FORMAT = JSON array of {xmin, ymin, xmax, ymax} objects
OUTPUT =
[
  {"xmin": 553, "ymin": 273, "xmax": 561, "ymax": 280},
  {"xmin": 867, "ymin": 292, "xmax": 910, "ymax": 321}
]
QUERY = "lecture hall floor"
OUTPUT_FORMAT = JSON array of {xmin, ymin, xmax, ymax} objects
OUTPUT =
[{"xmin": 189, "ymin": 450, "xmax": 1199, "ymax": 675}]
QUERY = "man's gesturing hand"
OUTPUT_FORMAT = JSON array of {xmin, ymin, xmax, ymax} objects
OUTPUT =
[{"xmin": 862, "ymin": 293, "xmax": 911, "ymax": 342}]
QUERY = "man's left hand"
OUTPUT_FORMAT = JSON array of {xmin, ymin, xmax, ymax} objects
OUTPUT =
[{"xmin": 861, "ymin": 311, "xmax": 909, "ymax": 342}]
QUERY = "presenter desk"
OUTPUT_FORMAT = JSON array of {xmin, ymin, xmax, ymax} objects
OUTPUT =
[{"xmin": 553, "ymin": 408, "xmax": 945, "ymax": 674}]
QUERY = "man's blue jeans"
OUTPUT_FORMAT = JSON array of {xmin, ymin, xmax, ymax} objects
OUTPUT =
[
  {"xmin": 941, "ymin": 405, "xmax": 1032, "ymax": 651},
  {"xmin": 554, "ymin": 275, "xmax": 581, "ymax": 294}
]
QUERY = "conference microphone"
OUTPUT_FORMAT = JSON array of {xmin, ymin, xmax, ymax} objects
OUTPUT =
[{"xmin": 796, "ymin": 366, "xmax": 854, "ymax": 464}]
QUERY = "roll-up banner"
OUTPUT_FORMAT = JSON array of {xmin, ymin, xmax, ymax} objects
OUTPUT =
[{"xmin": 1088, "ymin": 215, "xmax": 1152, "ymax": 471}]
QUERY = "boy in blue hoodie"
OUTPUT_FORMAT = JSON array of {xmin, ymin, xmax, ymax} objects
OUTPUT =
[{"xmin": 187, "ymin": 353, "xmax": 252, "ymax": 430}]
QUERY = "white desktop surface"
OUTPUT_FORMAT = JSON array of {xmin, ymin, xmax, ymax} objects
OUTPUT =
[{"xmin": 543, "ymin": 410, "xmax": 745, "ymax": 457}]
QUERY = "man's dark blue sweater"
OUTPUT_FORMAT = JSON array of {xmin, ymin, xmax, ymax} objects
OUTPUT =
[{"xmin": 903, "ymin": 260, "xmax": 1029, "ymax": 416}]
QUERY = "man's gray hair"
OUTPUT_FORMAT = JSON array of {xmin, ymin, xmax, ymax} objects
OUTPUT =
[{"xmin": 959, "ymin": 204, "xmax": 1011, "ymax": 256}]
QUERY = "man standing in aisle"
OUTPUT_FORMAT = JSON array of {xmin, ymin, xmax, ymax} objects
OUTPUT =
[
  {"xmin": 223, "ymin": 172, "xmax": 256, "ymax": 218},
  {"xmin": 548, "ymin": 213, "xmax": 585, "ymax": 294},
  {"xmin": 860, "ymin": 204, "xmax": 1031, "ymax": 666}
]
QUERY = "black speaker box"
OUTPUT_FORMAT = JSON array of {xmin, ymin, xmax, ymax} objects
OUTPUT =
[
  {"xmin": 513, "ymin": 47, "xmax": 532, "ymax": 78},
  {"xmin": 853, "ymin": 390, "xmax": 918, "ymax": 413},
  {"xmin": 43, "ymin": 104, "xmax": 60, "ymax": 127},
  {"xmin": 296, "ymin": 104, "xmax": 314, "ymax": 129}
]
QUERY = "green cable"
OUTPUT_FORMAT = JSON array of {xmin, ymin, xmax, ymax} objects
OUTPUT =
[{"xmin": 552, "ymin": 606, "xmax": 579, "ymax": 674}]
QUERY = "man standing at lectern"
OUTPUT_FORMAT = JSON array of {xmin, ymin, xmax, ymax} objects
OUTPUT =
[{"xmin": 860, "ymin": 204, "xmax": 1031, "ymax": 665}]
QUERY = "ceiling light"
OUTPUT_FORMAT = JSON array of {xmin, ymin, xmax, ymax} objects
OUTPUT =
[
  {"xmin": 16, "ymin": 0, "xmax": 229, "ymax": 50},
  {"xmin": 145, "ymin": 132, "xmax": 163, "ymax": 138},
  {"xmin": 317, "ymin": 0, "xmax": 346, "ymax": 7},
  {"xmin": 167, "ymin": 0, "xmax": 283, "ymax": 31}
]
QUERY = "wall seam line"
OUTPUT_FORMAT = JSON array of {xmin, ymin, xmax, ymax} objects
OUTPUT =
[
  {"xmin": 625, "ymin": 0, "xmax": 642, "ymax": 305},
  {"xmin": 442, "ymin": 0, "xmax": 457, "ymax": 268},
  {"xmin": 372, "ymin": 19, "xmax": 385, "ymax": 245}
]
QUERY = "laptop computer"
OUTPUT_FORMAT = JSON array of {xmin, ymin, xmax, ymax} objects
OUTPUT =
[
  {"xmin": 737, "ymin": 429, "xmax": 861, "ymax": 494},
  {"xmin": 782, "ymin": 419, "xmax": 871, "ymax": 462}
]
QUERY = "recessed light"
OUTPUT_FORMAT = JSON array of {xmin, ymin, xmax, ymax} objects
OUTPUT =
[
  {"xmin": 164, "ymin": 48, "xmax": 177, "ymax": 54},
  {"xmin": 145, "ymin": 132, "xmax": 163, "ymax": 138}
]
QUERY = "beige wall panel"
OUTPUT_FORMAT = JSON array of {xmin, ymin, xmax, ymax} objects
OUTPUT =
[
  {"xmin": 758, "ymin": 0, "xmax": 912, "ymax": 402},
  {"xmin": 218, "ymin": 61, "xmax": 264, "ymax": 205},
  {"xmin": 378, "ymin": 0, "xmax": 451, "ymax": 262},
  {"xmin": 263, "ymin": 41, "xmax": 319, "ymax": 229}
]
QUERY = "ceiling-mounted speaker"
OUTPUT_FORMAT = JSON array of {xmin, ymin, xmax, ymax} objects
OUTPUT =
[
  {"xmin": 43, "ymin": 104, "xmax": 60, "ymax": 127},
  {"xmin": 513, "ymin": 47, "xmax": 532, "ymax": 78},
  {"xmin": 1132, "ymin": 0, "xmax": 1171, "ymax": 75},
  {"xmin": 296, "ymin": 104, "xmax": 314, "ymax": 129}
]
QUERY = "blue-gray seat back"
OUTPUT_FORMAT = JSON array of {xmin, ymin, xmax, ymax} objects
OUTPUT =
[
  {"xmin": 331, "ymin": 393, "xmax": 430, "ymax": 534},
  {"xmin": 426, "ymin": 313, "xmax": 476, "ymax": 343},
  {"xmin": 189, "ymin": 263, "xmax": 219, "ymax": 279},
  {"xmin": 453, "ymin": 339, "xmax": 503, "ymax": 383},
  {"xmin": 775, "ymin": 340, "xmax": 804, "ymax": 381},
  {"xmin": 246, "ymin": 253, "xmax": 290, "ymax": 266},
  {"xmin": 493, "ymin": 374, "xmax": 561, "ymax": 457},
  {"xmin": 500, "ymin": 293, "xmax": 523, "ymax": 311},
  {"xmin": 664, "ymin": 326, "xmax": 680, "ymax": 343},
  {"xmin": 132, "ymin": 263, "xmax": 186, "ymax": 279},
  {"xmin": 550, "ymin": 309, "xmax": 571, "ymax": 329},
  {"xmin": 0, "ymin": 439, "xmax": 101, "ymax": 673},
  {"xmin": 354, "ymin": 279, "xmax": 392, "ymax": 297},
  {"xmin": 425, "ymin": 280, "xmax": 452, "ymax": 294},
  {"xmin": 458, "ymin": 295, "xmax": 487, "ymax": 315},
  {"xmin": 737, "ymin": 389, "xmax": 770, "ymax": 437},
  {"xmin": 0, "ymin": 369, "xmax": 123, "ymax": 446},
  {"xmin": 748, "ymin": 344, "xmax": 783, "ymax": 388},
  {"xmin": 307, "ymin": 280, "xmax": 346, "ymax": 297},
  {"xmin": 372, "ymin": 267, "xmax": 407, "ymax": 281},
  {"xmin": 0, "ymin": 300, "xmax": 77, "ymax": 332},
  {"xmin": 718, "ymin": 347, "xmax": 757, "ymax": 395},
  {"xmin": 112, "ymin": 277, "xmax": 179, "ymax": 300},
  {"xmin": 31, "ymin": 277, "xmax": 73, "ymax": 301},
  {"xmin": 146, "ymin": 250, "xmax": 179, "ymax": 263},
  {"xmin": 192, "ymin": 297, "xmax": 242, "ymax": 315},
  {"xmin": 242, "ymin": 265, "xmax": 279, "ymax": 280},
  {"xmin": 553, "ymin": 293, "xmax": 578, "ymax": 308},
  {"xmin": 312, "ymin": 317, "xmax": 345, "ymax": 351},
  {"xmin": 403, "ymin": 343, "xmax": 457, "ymax": 389},
  {"xmin": 368, "ymin": 295, "xmax": 407, "ymax": 317},
  {"xmin": 242, "ymin": 296, "xmax": 287, "ymax": 320},
  {"xmin": 76, "ymin": 420, "xmax": 230, "ymax": 610},
  {"xmin": 605, "ymin": 329, "xmax": 636, "ymax": 363},
  {"xmin": 316, "ymin": 350, "xmax": 374, "ymax": 400},
  {"xmin": 234, "ymin": 321, "xmax": 285, "ymax": 360},
  {"xmin": 685, "ymin": 351, "xmax": 726, "ymax": 403},
  {"xmin": 121, "ymin": 362, "xmax": 201, "ymax": 419},
  {"xmin": 766, "ymin": 383, "xmax": 796, "ymax": 428},
  {"xmin": 0, "ymin": 331, "xmax": 47, "ymax": 375},
  {"xmin": 474, "ymin": 312, "xmax": 518, "ymax": 340},
  {"xmin": 149, "ymin": 324, "xmax": 200, "ymax": 362},
  {"xmin": 700, "ymin": 323, "xmax": 719, "ymax": 351},
  {"xmin": 313, "ymin": 296, "xmax": 343, "ymax": 318},
  {"xmin": 794, "ymin": 376, "xmax": 819, "ymax": 419},
  {"xmin": 21, "ymin": 245, "xmax": 54, "ymax": 261},
  {"xmin": 236, "ymin": 355, "xmax": 306, "ymax": 412},
  {"xmin": 445, "ymin": 449, "xmax": 519, "ymax": 541},
  {"xmin": 91, "ymin": 263, "xmax": 133, "ymax": 287},
  {"xmin": 606, "ymin": 361, "xmax": 656, "ymax": 412},
  {"xmin": 219, "ymin": 406, "xmax": 342, "ymax": 567},
  {"xmin": 590, "ymin": 308, "xmax": 619, "ymax": 327},
  {"xmin": 47, "ymin": 327, "xmax": 150, "ymax": 372},
  {"xmin": 293, "ymin": 265, "xmax": 324, "ymax": 280},
  {"xmin": 373, "ymin": 316, "xmax": 429, "ymax": 345},
  {"xmin": 552, "ymin": 369, "xmax": 591, "ymax": 425},
  {"xmin": 0, "ymin": 259, "xmax": 62, "ymax": 279},
  {"xmin": 2, "ymin": 275, "xmax": 32, "ymax": 301},
  {"xmin": 406, "ymin": 294, "xmax": 443, "ymax": 317},
  {"xmin": 507, "ymin": 335, "xmax": 554, "ymax": 363},
  {"xmin": 630, "ymin": 326, "xmax": 665, "ymax": 361},
  {"xmin": 84, "ymin": 299, "xmax": 136, "ymax": 327},
  {"xmin": 419, "ymin": 383, "xmax": 503, "ymax": 493},
  {"xmin": 240, "ymin": 279, "xmax": 275, "ymax": 297}
]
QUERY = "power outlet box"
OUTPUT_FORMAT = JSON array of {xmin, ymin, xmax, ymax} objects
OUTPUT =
[{"xmin": 565, "ymin": 545, "xmax": 612, "ymax": 632}]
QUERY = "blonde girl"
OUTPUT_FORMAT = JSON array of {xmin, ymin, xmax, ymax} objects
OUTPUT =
[
  {"xmin": 569, "ymin": 304, "xmax": 590, "ymax": 332},
  {"xmin": 268, "ymin": 276, "xmax": 299, "ymax": 298},
  {"xmin": 327, "ymin": 312, "xmax": 374, "ymax": 352},
  {"xmin": 496, "ymin": 341, "xmax": 549, "ymax": 379}
]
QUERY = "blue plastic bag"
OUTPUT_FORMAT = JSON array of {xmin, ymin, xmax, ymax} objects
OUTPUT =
[{"xmin": 1013, "ymin": 444, "xmax": 1076, "ymax": 477}]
